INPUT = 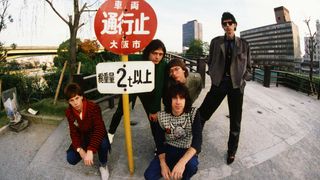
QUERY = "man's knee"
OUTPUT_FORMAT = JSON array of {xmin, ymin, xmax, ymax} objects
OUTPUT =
[
  {"xmin": 66, "ymin": 149, "xmax": 80, "ymax": 165},
  {"xmin": 185, "ymin": 157, "xmax": 199, "ymax": 174},
  {"xmin": 144, "ymin": 168, "xmax": 158, "ymax": 180},
  {"xmin": 66, "ymin": 155, "xmax": 79, "ymax": 165}
]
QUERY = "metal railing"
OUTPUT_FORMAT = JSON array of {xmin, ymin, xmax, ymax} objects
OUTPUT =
[
  {"xmin": 252, "ymin": 66, "xmax": 320, "ymax": 99},
  {"xmin": 73, "ymin": 74, "xmax": 118, "ymax": 109},
  {"xmin": 166, "ymin": 52, "xmax": 207, "ymax": 88},
  {"xmin": 70, "ymin": 52, "xmax": 207, "ymax": 110}
]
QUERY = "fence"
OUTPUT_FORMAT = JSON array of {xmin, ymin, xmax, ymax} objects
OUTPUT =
[
  {"xmin": 166, "ymin": 53, "xmax": 206, "ymax": 88},
  {"xmin": 71, "ymin": 53, "xmax": 207, "ymax": 110},
  {"xmin": 252, "ymin": 66, "xmax": 320, "ymax": 99},
  {"xmin": 73, "ymin": 74, "xmax": 118, "ymax": 109}
]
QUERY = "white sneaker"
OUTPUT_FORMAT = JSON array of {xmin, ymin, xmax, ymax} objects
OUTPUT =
[
  {"xmin": 99, "ymin": 165, "xmax": 109, "ymax": 180},
  {"xmin": 108, "ymin": 133, "xmax": 114, "ymax": 144}
]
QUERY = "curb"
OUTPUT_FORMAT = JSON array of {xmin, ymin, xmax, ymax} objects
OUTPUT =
[
  {"xmin": 20, "ymin": 110, "xmax": 64, "ymax": 126},
  {"xmin": 0, "ymin": 124, "xmax": 9, "ymax": 135}
]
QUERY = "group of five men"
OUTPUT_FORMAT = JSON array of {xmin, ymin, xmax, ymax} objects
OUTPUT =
[{"xmin": 64, "ymin": 12, "xmax": 251, "ymax": 180}]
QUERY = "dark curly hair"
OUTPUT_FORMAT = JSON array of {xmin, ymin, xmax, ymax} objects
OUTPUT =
[
  {"xmin": 142, "ymin": 39, "xmax": 166, "ymax": 60},
  {"xmin": 165, "ymin": 83, "xmax": 192, "ymax": 114}
]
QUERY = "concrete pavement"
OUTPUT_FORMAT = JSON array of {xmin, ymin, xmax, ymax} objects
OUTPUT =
[{"xmin": 1, "ymin": 76, "xmax": 320, "ymax": 179}]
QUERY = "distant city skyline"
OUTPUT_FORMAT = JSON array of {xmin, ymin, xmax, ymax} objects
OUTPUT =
[{"xmin": 0, "ymin": 0, "xmax": 319, "ymax": 54}]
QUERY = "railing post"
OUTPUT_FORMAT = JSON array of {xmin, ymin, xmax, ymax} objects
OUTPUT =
[
  {"xmin": 252, "ymin": 66, "xmax": 256, "ymax": 81},
  {"xmin": 276, "ymin": 71, "xmax": 279, "ymax": 87},
  {"xmin": 318, "ymin": 80, "xmax": 320, "ymax": 100},
  {"xmin": 73, "ymin": 74, "xmax": 85, "ymax": 90},
  {"xmin": 263, "ymin": 65, "xmax": 271, "ymax": 88},
  {"xmin": 197, "ymin": 58, "xmax": 206, "ymax": 88}
]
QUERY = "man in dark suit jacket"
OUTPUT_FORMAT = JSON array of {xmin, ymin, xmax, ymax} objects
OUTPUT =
[{"xmin": 199, "ymin": 12, "xmax": 251, "ymax": 165}]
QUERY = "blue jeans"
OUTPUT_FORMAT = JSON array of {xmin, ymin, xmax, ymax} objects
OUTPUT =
[
  {"xmin": 144, "ymin": 145, "xmax": 199, "ymax": 180},
  {"xmin": 66, "ymin": 136, "xmax": 110, "ymax": 165}
]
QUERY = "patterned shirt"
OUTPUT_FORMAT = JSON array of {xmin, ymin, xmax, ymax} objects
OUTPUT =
[{"xmin": 156, "ymin": 107, "xmax": 203, "ymax": 154}]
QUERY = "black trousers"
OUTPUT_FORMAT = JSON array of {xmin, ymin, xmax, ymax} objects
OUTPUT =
[
  {"xmin": 108, "ymin": 95, "xmax": 137, "ymax": 134},
  {"xmin": 199, "ymin": 77, "xmax": 243, "ymax": 155},
  {"xmin": 108, "ymin": 94, "xmax": 161, "ymax": 146}
]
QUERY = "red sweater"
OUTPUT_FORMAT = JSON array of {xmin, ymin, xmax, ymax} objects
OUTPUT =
[{"xmin": 65, "ymin": 99, "xmax": 107, "ymax": 153}]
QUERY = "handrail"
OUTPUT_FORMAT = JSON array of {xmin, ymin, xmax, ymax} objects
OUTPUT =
[
  {"xmin": 166, "ymin": 52, "xmax": 207, "ymax": 88},
  {"xmin": 73, "ymin": 74, "xmax": 118, "ymax": 109},
  {"xmin": 252, "ymin": 67, "xmax": 319, "ymax": 99}
]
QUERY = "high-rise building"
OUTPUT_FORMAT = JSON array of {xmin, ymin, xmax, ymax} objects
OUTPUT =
[
  {"xmin": 274, "ymin": 6, "xmax": 291, "ymax": 23},
  {"xmin": 182, "ymin": 20, "xmax": 203, "ymax": 52},
  {"xmin": 240, "ymin": 6, "xmax": 301, "ymax": 71},
  {"xmin": 302, "ymin": 20, "xmax": 320, "ymax": 74}
]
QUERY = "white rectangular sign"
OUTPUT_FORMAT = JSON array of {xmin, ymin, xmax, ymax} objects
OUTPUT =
[{"xmin": 96, "ymin": 61, "xmax": 155, "ymax": 94}]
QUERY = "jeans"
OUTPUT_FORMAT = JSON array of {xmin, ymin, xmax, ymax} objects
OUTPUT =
[
  {"xmin": 144, "ymin": 145, "xmax": 199, "ymax": 180},
  {"xmin": 66, "ymin": 136, "xmax": 110, "ymax": 165}
]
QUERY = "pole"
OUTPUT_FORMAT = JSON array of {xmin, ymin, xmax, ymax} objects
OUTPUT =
[
  {"xmin": 77, "ymin": 61, "xmax": 81, "ymax": 74},
  {"xmin": 53, "ymin": 61, "xmax": 67, "ymax": 105},
  {"xmin": 0, "ymin": 79, "xmax": 2, "ymax": 110},
  {"xmin": 121, "ymin": 55, "xmax": 134, "ymax": 174}
]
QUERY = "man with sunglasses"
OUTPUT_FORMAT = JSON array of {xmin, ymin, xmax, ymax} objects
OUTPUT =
[{"xmin": 199, "ymin": 12, "xmax": 251, "ymax": 165}]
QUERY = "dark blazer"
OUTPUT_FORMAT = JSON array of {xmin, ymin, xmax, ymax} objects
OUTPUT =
[{"xmin": 207, "ymin": 36, "xmax": 252, "ymax": 93}]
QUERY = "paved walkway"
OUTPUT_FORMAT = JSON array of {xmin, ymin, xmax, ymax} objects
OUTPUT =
[{"xmin": 1, "ymin": 77, "xmax": 320, "ymax": 180}]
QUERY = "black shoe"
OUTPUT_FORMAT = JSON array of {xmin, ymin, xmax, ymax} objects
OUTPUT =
[{"xmin": 227, "ymin": 154, "xmax": 235, "ymax": 165}]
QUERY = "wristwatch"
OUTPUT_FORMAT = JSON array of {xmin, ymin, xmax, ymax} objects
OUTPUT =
[{"xmin": 77, "ymin": 148, "xmax": 81, "ymax": 153}]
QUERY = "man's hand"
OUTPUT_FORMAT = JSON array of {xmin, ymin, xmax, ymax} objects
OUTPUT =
[
  {"xmin": 149, "ymin": 113, "xmax": 158, "ymax": 122},
  {"xmin": 79, "ymin": 148, "xmax": 86, "ymax": 159},
  {"xmin": 159, "ymin": 153, "xmax": 171, "ymax": 180},
  {"xmin": 160, "ymin": 160, "xmax": 171, "ymax": 180},
  {"xmin": 171, "ymin": 161, "xmax": 185, "ymax": 180},
  {"xmin": 84, "ymin": 150, "xmax": 94, "ymax": 166}
]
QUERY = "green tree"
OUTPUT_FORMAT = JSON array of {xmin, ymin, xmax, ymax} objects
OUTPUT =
[{"xmin": 186, "ymin": 39, "xmax": 209, "ymax": 59}]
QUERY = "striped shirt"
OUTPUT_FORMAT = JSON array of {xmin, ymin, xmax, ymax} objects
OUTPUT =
[{"xmin": 65, "ymin": 99, "xmax": 107, "ymax": 153}]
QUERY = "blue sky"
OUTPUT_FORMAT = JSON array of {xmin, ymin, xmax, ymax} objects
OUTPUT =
[{"xmin": 1, "ymin": 0, "xmax": 319, "ymax": 53}]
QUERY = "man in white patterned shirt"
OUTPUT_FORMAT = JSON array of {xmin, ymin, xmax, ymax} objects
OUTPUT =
[{"xmin": 144, "ymin": 84, "xmax": 203, "ymax": 180}]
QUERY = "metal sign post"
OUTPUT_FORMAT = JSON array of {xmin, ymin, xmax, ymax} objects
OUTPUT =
[
  {"xmin": 121, "ymin": 55, "xmax": 134, "ymax": 175},
  {"xmin": 94, "ymin": 0, "xmax": 157, "ymax": 174}
]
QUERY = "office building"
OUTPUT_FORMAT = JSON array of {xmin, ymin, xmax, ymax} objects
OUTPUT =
[
  {"xmin": 240, "ymin": 6, "xmax": 301, "ymax": 71},
  {"xmin": 182, "ymin": 20, "xmax": 203, "ymax": 52}
]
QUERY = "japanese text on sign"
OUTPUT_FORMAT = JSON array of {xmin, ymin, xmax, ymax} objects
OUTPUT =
[
  {"xmin": 94, "ymin": 0, "xmax": 157, "ymax": 55},
  {"xmin": 96, "ymin": 61, "xmax": 155, "ymax": 94}
]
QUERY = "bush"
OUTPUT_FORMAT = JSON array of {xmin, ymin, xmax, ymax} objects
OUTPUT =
[
  {"xmin": 0, "ymin": 71, "xmax": 69, "ymax": 107},
  {"xmin": 78, "ymin": 39, "xmax": 99, "ymax": 58}
]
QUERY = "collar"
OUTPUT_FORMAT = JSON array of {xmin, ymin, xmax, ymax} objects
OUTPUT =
[{"xmin": 71, "ymin": 98, "xmax": 87, "ymax": 119}]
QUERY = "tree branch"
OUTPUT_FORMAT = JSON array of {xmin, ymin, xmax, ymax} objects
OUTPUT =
[{"xmin": 44, "ymin": 0, "xmax": 69, "ymax": 25}]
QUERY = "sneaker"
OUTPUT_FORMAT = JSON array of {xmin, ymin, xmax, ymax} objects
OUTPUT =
[
  {"xmin": 108, "ymin": 133, "xmax": 114, "ymax": 144},
  {"xmin": 99, "ymin": 165, "xmax": 109, "ymax": 180}
]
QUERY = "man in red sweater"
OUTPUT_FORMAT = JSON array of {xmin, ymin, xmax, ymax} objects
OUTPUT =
[{"xmin": 64, "ymin": 83, "xmax": 110, "ymax": 180}]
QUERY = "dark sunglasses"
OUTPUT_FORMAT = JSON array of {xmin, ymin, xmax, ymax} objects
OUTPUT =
[{"xmin": 222, "ymin": 22, "xmax": 234, "ymax": 26}]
